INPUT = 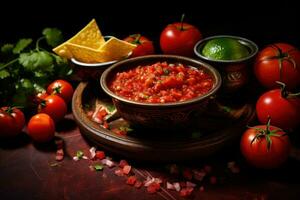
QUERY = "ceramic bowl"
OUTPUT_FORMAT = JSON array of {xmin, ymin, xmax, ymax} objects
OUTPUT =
[
  {"xmin": 100, "ymin": 55, "xmax": 222, "ymax": 130},
  {"xmin": 194, "ymin": 35, "xmax": 258, "ymax": 93}
]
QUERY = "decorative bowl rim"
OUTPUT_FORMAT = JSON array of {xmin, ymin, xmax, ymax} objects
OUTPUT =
[
  {"xmin": 100, "ymin": 54, "xmax": 222, "ymax": 107},
  {"xmin": 194, "ymin": 35, "xmax": 259, "ymax": 63},
  {"xmin": 71, "ymin": 58, "xmax": 118, "ymax": 67}
]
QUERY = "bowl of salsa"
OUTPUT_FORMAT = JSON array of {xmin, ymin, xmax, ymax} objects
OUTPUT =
[{"xmin": 100, "ymin": 55, "xmax": 221, "ymax": 130}]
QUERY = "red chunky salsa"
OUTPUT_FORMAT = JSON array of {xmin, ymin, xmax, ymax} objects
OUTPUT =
[{"xmin": 109, "ymin": 62, "xmax": 214, "ymax": 103}]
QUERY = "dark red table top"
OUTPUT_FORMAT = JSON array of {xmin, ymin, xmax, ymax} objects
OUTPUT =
[{"xmin": 1, "ymin": 114, "xmax": 300, "ymax": 200}]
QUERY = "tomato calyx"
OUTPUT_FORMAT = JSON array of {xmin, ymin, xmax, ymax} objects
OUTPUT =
[
  {"xmin": 39, "ymin": 99, "xmax": 47, "ymax": 108},
  {"xmin": 3, "ymin": 106, "xmax": 22, "ymax": 115},
  {"xmin": 276, "ymin": 81, "xmax": 300, "ymax": 99},
  {"xmin": 260, "ymin": 44, "xmax": 298, "ymax": 80},
  {"xmin": 53, "ymin": 85, "xmax": 62, "ymax": 94},
  {"xmin": 129, "ymin": 34, "xmax": 142, "ymax": 45},
  {"xmin": 250, "ymin": 117, "xmax": 285, "ymax": 151}
]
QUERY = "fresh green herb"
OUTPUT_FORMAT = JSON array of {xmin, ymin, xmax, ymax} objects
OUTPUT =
[
  {"xmin": 119, "ymin": 126, "xmax": 133, "ymax": 132},
  {"xmin": 42, "ymin": 28, "xmax": 63, "ymax": 47},
  {"xmin": 163, "ymin": 68, "xmax": 170, "ymax": 75},
  {"xmin": 0, "ymin": 28, "xmax": 72, "ymax": 109},
  {"xmin": 93, "ymin": 164, "xmax": 104, "ymax": 171},
  {"xmin": 13, "ymin": 38, "xmax": 32, "ymax": 54},
  {"xmin": 106, "ymin": 104, "xmax": 116, "ymax": 112},
  {"xmin": 1, "ymin": 44, "xmax": 14, "ymax": 53},
  {"xmin": 76, "ymin": 150, "xmax": 84, "ymax": 159}
]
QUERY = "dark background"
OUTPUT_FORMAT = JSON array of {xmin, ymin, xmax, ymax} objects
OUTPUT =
[{"xmin": 1, "ymin": 1, "xmax": 299, "ymax": 50}]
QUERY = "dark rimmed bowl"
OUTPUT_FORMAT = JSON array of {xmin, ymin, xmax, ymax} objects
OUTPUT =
[
  {"xmin": 100, "ymin": 55, "xmax": 222, "ymax": 130},
  {"xmin": 194, "ymin": 35, "xmax": 258, "ymax": 93}
]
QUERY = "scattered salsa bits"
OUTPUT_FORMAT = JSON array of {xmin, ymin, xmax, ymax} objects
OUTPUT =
[{"xmin": 109, "ymin": 62, "xmax": 214, "ymax": 103}]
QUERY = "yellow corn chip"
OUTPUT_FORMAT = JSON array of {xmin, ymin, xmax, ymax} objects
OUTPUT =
[
  {"xmin": 98, "ymin": 37, "xmax": 136, "ymax": 61},
  {"xmin": 53, "ymin": 19, "xmax": 105, "ymax": 59},
  {"xmin": 66, "ymin": 43, "xmax": 110, "ymax": 63}
]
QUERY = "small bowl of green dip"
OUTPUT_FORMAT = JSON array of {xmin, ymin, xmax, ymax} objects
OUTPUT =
[{"xmin": 194, "ymin": 35, "xmax": 258, "ymax": 93}]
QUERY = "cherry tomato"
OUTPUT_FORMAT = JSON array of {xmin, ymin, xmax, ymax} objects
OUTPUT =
[
  {"xmin": 160, "ymin": 18, "xmax": 202, "ymax": 57},
  {"xmin": 256, "ymin": 87, "xmax": 300, "ymax": 130},
  {"xmin": 123, "ymin": 34, "xmax": 155, "ymax": 58},
  {"xmin": 240, "ymin": 123, "xmax": 290, "ymax": 169},
  {"xmin": 27, "ymin": 113, "xmax": 55, "ymax": 142},
  {"xmin": 31, "ymin": 92, "xmax": 49, "ymax": 106},
  {"xmin": 254, "ymin": 43, "xmax": 300, "ymax": 89},
  {"xmin": 0, "ymin": 106, "xmax": 25, "ymax": 137},
  {"xmin": 47, "ymin": 79, "xmax": 74, "ymax": 103},
  {"xmin": 38, "ymin": 95, "xmax": 67, "ymax": 122}
]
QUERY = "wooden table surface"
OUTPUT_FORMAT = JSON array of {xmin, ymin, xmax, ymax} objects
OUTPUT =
[{"xmin": 1, "ymin": 114, "xmax": 300, "ymax": 200}]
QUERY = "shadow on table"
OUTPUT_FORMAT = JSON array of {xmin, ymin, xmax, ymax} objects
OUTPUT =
[{"xmin": 0, "ymin": 132, "xmax": 31, "ymax": 149}]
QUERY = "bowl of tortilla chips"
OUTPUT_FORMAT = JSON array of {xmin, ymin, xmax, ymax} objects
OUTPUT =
[{"xmin": 53, "ymin": 19, "xmax": 136, "ymax": 80}]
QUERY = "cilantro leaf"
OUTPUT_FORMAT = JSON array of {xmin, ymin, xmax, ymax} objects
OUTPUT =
[
  {"xmin": 76, "ymin": 150, "xmax": 84, "ymax": 159},
  {"xmin": 106, "ymin": 104, "xmax": 116, "ymax": 112},
  {"xmin": 0, "ymin": 69, "xmax": 10, "ymax": 79},
  {"xmin": 1, "ymin": 44, "xmax": 14, "ymax": 53},
  {"xmin": 13, "ymin": 38, "xmax": 32, "ymax": 54},
  {"xmin": 42, "ymin": 28, "xmax": 63, "ymax": 47},
  {"xmin": 94, "ymin": 164, "xmax": 104, "ymax": 171},
  {"xmin": 19, "ymin": 51, "xmax": 54, "ymax": 71},
  {"xmin": 52, "ymin": 54, "xmax": 72, "ymax": 77}
]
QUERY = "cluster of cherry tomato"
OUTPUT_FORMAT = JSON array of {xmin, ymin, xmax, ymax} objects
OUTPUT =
[
  {"xmin": 0, "ymin": 79, "xmax": 74, "ymax": 143},
  {"xmin": 241, "ymin": 43, "xmax": 300, "ymax": 169}
]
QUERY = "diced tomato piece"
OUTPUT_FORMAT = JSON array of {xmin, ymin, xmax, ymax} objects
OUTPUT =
[
  {"xmin": 147, "ymin": 182, "xmax": 160, "ymax": 194},
  {"xmin": 114, "ymin": 169, "xmax": 124, "ymax": 176},
  {"xmin": 119, "ymin": 160, "xmax": 129, "ymax": 168},
  {"xmin": 180, "ymin": 187, "xmax": 194, "ymax": 197},
  {"xmin": 122, "ymin": 165, "xmax": 132, "ymax": 175},
  {"xmin": 126, "ymin": 176, "xmax": 137, "ymax": 185},
  {"xmin": 95, "ymin": 151, "xmax": 105, "ymax": 160},
  {"xmin": 134, "ymin": 180, "xmax": 143, "ymax": 188},
  {"xmin": 55, "ymin": 149, "xmax": 64, "ymax": 161},
  {"xmin": 102, "ymin": 121, "xmax": 109, "ymax": 129}
]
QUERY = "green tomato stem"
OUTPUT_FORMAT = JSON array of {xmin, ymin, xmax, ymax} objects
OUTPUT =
[{"xmin": 180, "ymin": 14, "xmax": 185, "ymax": 31}]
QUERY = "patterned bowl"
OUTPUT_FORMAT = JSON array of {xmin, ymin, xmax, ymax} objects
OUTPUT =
[
  {"xmin": 194, "ymin": 35, "xmax": 258, "ymax": 93},
  {"xmin": 100, "ymin": 55, "xmax": 222, "ymax": 130}
]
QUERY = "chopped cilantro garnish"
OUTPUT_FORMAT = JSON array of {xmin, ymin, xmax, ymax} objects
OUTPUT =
[
  {"xmin": 94, "ymin": 164, "xmax": 104, "ymax": 171},
  {"xmin": 76, "ymin": 150, "xmax": 84, "ymax": 159}
]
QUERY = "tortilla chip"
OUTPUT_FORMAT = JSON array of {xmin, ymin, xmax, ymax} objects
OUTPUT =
[
  {"xmin": 53, "ymin": 19, "xmax": 105, "ymax": 59},
  {"xmin": 98, "ymin": 37, "xmax": 136, "ymax": 61},
  {"xmin": 66, "ymin": 43, "xmax": 110, "ymax": 63}
]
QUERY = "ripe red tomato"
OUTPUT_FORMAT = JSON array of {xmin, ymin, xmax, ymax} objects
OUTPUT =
[
  {"xmin": 254, "ymin": 43, "xmax": 300, "ymax": 89},
  {"xmin": 256, "ymin": 88, "xmax": 300, "ymax": 130},
  {"xmin": 160, "ymin": 20, "xmax": 202, "ymax": 57},
  {"xmin": 27, "ymin": 113, "xmax": 55, "ymax": 142},
  {"xmin": 38, "ymin": 95, "xmax": 67, "ymax": 122},
  {"xmin": 0, "ymin": 106, "xmax": 25, "ymax": 137},
  {"xmin": 47, "ymin": 79, "xmax": 74, "ymax": 103},
  {"xmin": 240, "ymin": 124, "xmax": 290, "ymax": 169},
  {"xmin": 123, "ymin": 34, "xmax": 155, "ymax": 58}
]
